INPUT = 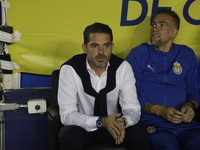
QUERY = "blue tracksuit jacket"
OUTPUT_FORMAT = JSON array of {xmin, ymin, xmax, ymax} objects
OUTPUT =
[{"xmin": 126, "ymin": 43, "xmax": 200, "ymax": 127}]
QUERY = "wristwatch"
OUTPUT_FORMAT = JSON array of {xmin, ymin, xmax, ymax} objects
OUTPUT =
[
  {"xmin": 188, "ymin": 101, "xmax": 196, "ymax": 111},
  {"xmin": 96, "ymin": 116, "xmax": 104, "ymax": 128}
]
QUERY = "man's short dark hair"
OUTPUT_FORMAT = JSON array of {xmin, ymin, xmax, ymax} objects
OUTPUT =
[
  {"xmin": 83, "ymin": 22, "xmax": 113, "ymax": 45},
  {"xmin": 155, "ymin": 8, "xmax": 180, "ymax": 30}
]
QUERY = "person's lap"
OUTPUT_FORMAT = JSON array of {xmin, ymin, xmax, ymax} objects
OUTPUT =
[
  {"xmin": 59, "ymin": 123, "xmax": 150, "ymax": 150},
  {"xmin": 149, "ymin": 121, "xmax": 200, "ymax": 150}
]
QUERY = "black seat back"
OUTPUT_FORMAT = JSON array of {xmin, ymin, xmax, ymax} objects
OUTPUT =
[{"xmin": 51, "ymin": 69, "xmax": 60, "ymax": 107}]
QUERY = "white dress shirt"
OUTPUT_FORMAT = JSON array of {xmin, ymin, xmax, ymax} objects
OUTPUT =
[{"xmin": 58, "ymin": 58, "xmax": 141, "ymax": 132}]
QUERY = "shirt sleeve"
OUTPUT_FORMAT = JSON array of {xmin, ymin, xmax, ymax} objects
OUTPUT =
[
  {"xmin": 118, "ymin": 61, "xmax": 141, "ymax": 127},
  {"xmin": 185, "ymin": 49, "xmax": 200, "ymax": 107},
  {"xmin": 126, "ymin": 46, "xmax": 147, "ymax": 113},
  {"xmin": 198, "ymin": 62, "xmax": 200, "ymax": 96},
  {"xmin": 58, "ymin": 65, "xmax": 98, "ymax": 132}
]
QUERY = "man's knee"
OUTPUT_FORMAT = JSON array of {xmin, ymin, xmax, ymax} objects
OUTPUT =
[
  {"xmin": 177, "ymin": 127, "xmax": 200, "ymax": 150},
  {"xmin": 125, "ymin": 123, "xmax": 150, "ymax": 150},
  {"xmin": 150, "ymin": 132, "xmax": 179, "ymax": 150},
  {"xmin": 59, "ymin": 125, "xmax": 86, "ymax": 140},
  {"xmin": 59, "ymin": 125, "xmax": 87, "ymax": 150},
  {"xmin": 126, "ymin": 123, "xmax": 149, "ymax": 137}
]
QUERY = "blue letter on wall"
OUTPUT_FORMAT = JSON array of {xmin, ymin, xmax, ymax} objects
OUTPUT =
[
  {"xmin": 151, "ymin": 0, "xmax": 171, "ymax": 22},
  {"xmin": 120, "ymin": 0, "xmax": 148, "ymax": 26},
  {"xmin": 183, "ymin": 0, "xmax": 200, "ymax": 25}
]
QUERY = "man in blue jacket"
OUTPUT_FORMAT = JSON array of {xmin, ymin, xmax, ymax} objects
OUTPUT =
[{"xmin": 126, "ymin": 8, "xmax": 200, "ymax": 150}]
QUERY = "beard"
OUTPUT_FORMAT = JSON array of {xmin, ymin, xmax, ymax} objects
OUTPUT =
[
  {"xmin": 151, "ymin": 38, "xmax": 163, "ymax": 50},
  {"xmin": 90, "ymin": 55, "xmax": 110, "ymax": 68}
]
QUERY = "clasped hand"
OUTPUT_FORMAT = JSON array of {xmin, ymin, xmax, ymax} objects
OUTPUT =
[
  {"xmin": 102, "ymin": 113, "xmax": 126, "ymax": 145},
  {"xmin": 159, "ymin": 104, "xmax": 195, "ymax": 123}
]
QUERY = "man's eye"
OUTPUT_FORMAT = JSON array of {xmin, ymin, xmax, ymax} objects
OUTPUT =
[
  {"xmin": 150, "ymin": 23, "xmax": 156, "ymax": 27},
  {"xmin": 161, "ymin": 24, "xmax": 165, "ymax": 27},
  {"xmin": 91, "ymin": 44, "xmax": 97, "ymax": 48},
  {"xmin": 105, "ymin": 44, "xmax": 111, "ymax": 48}
]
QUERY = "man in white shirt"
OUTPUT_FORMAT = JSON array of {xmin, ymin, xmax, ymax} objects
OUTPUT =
[{"xmin": 58, "ymin": 22, "xmax": 150, "ymax": 150}]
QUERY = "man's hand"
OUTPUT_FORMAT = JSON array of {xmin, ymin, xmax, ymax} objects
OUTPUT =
[
  {"xmin": 181, "ymin": 102, "xmax": 196, "ymax": 122},
  {"xmin": 115, "ymin": 117, "xmax": 126, "ymax": 145},
  {"xmin": 146, "ymin": 102, "xmax": 184, "ymax": 124},
  {"xmin": 158, "ymin": 106, "xmax": 184, "ymax": 123},
  {"xmin": 102, "ymin": 113, "xmax": 125, "ymax": 144}
]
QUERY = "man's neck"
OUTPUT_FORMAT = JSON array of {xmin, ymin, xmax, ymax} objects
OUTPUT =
[
  {"xmin": 93, "ymin": 67, "xmax": 106, "ymax": 77},
  {"xmin": 157, "ymin": 47, "xmax": 171, "ymax": 52},
  {"xmin": 87, "ymin": 62, "xmax": 108, "ymax": 77},
  {"xmin": 153, "ymin": 43, "xmax": 173, "ymax": 52}
]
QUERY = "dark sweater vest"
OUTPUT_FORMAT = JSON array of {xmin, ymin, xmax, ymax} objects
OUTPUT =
[{"xmin": 63, "ymin": 53, "xmax": 124, "ymax": 116}]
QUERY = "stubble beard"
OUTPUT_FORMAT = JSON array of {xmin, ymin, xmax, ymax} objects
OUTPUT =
[
  {"xmin": 92, "ymin": 55, "xmax": 109, "ymax": 68},
  {"xmin": 151, "ymin": 38, "xmax": 162, "ymax": 50}
]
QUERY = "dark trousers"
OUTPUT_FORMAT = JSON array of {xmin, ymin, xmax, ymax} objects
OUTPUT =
[
  {"xmin": 59, "ymin": 123, "xmax": 150, "ymax": 150},
  {"xmin": 149, "ymin": 122, "xmax": 200, "ymax": 150}
]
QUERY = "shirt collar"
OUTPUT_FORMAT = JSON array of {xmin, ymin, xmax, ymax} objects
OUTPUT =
[{"xmin": 146, "ymin": 42, "xmax": 175, "ymax": 54}]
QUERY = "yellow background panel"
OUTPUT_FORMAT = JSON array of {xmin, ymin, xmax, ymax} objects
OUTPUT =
[{"xmin": 7, "ymin": 0, "xmax": 200, "ymax": 75}]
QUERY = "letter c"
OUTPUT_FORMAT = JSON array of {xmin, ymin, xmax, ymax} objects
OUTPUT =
[{"xmin": 183, "ymin": 0, "xmax": 200, "ymax": 25}]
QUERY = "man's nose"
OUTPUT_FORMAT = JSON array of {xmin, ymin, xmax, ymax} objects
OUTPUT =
[
  {"xmin": 98, "ymin": 46, "xmax": 104, "ymax": 54},
  {"xmin": 152, "ymin": 25, "xmax": 158, "ymax": 31}
]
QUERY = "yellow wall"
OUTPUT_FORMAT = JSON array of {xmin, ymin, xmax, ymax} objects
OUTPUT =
[{"xmin": 7, "ymin": 0, "xmax": 200, "ymax": 75}]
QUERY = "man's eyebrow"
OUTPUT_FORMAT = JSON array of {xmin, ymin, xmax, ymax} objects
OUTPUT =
[
  {"xmin": 152, "ymin": 20, "xmax": 167, "ymax": 24},
  {"xmin": 89, "ymin": 42, "xmax": 111, "ymax": 46},
  {"xmin": 158, "ymin": 21, "xmax": 167, "ymax": 24},
  {"xmin": 151, "ymin": 20, "xmax": 168, "ymax": 26},
  {"xmin": 90, "ymin": 42, "xmax": 99, "ymax": 45},
  {"xmin": 104, "ymin": 42, "xmax": 112, "ymax": 45},
  {"xmin": 89, "ymin": 43, "xmax": 98, "ymax": 46}
]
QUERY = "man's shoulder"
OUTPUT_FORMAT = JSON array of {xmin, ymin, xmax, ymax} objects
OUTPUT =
[
  {"xmin": 128, "ymin": 43, "xmax": 150, "ymax": 57},
  {"xmin": 173, "ymin": 43, "xmax": 195, "ymax": 55},
  {"xmin": 111, "ymin": 53, "xmax": 124, "ymax": 61},
  {"xmin": 110, "ymin": 54, "xmax": 124, "ymax": 68},
  {"xmin": 174, "ymin": 43, "xmax": 193, "ymax": 50},
  {"xmin": 62, "ymin": 53, "xmax": 86, "ymax": 66},
  {"xmin": 131, "ymin": 43, "xmax": 149, "ymax": 52}
]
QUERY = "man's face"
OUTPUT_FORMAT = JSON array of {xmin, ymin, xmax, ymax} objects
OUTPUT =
[
  {"xmin": 82, "ymin": 33, "xmax": 113, "ymax": 71},
  {"xmin": 150, "ymin": 13, "xmax": 178, "ymax": 50}
]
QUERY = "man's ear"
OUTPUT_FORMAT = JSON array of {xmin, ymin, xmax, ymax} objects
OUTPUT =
[
  {"xmin": 82, "ymin": 44, "xmax": 87, "ymax": 54},
  {"xmin": 172, "ymin": 28, "xmax": 178, "ymax": 38},
  {"xmin": 111, "ymin": 43, "xmax": 114, "ymax": 52},
  {"xmin": 111, "ymin": 43, "xmax": 114, "ymax": 48}
]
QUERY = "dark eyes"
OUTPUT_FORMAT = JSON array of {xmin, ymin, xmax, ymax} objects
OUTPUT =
[
  {"xmin": 105, "ymin": 44, "xmax": 111, "ymax": 48},
  {"xmin": 151, "ymin": 23, "xmax": 166, "ymax": 28},
  {"xmin": 91, "ymin": 44, "xmax": 98, "ymax": 48},
  {"xmin": 160, "ymin": 24, "xmax": 165, "ymax": 27},
  {"xmin": 150, "ymin": 23, "xmax": 156, "ymax": 27},
  {"xmin": 90, "ymin": 44, "xmax": 111, "ymax": 48}
]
